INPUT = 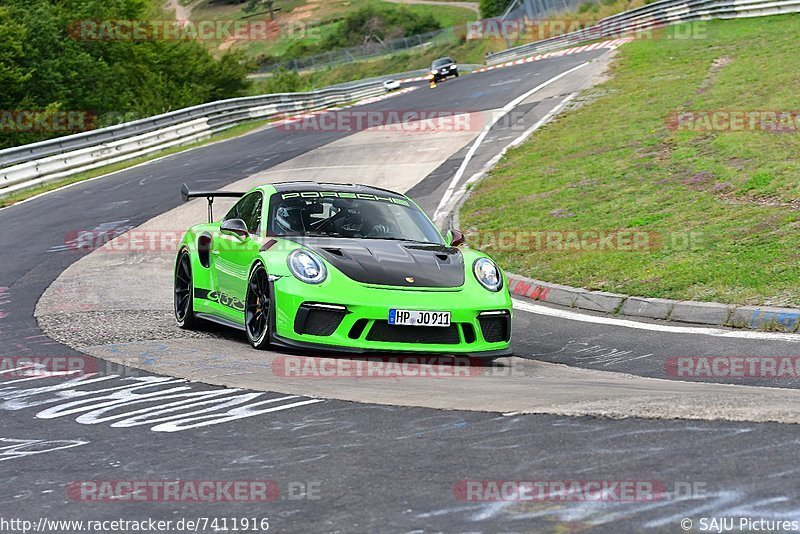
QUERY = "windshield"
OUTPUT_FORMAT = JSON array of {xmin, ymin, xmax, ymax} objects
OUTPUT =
[
  {"xmin": 432, "ymin": 58, "xmax": 453, "ymax": 67},
  {"xmin": 267, "ymin": 192, "xmax": 444, "ymax": 244}
]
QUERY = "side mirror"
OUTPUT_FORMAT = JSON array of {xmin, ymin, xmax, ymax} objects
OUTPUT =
[
  {"xmin": 221, "ymin": 218, "xmax": 249, "ymax": 241},
  {"xmin": 451, "ymin": 229, "xmax": 465, "ymax": 247}
]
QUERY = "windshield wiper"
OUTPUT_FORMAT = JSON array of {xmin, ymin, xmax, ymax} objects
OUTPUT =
[{"xmin": 303, "ymin": 231, "xmax": 344, "ymax": 238}]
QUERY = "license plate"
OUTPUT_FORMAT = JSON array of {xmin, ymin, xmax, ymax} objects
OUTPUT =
[{"xmin": 388, "ymin": 309, "xmax": 451, "ymax": 327}]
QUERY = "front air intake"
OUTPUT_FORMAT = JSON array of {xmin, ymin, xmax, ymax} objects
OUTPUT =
[
  {"xmin": 478, "ymin": 311, "xmax": 511, "ymax": 343},
  {"xmin": 294, "ymin": 304, "xmax": 347, "ymax": 336},
  {"xmin": 366, "ymin": 321, "xmax": 461, "ymax": 344}
]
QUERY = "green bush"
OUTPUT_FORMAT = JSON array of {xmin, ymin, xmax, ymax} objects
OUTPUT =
[
  {"xmin": 323, "ymin": 5, "xmax": 441, "ymax": 48},
  {"xmin": 257, "ymin": 4, "xmax": 442, "ymax": 67},
  {"xmin": 254, "ymin": 69, "xmax": 310, "ymax": 93},
  {"xmin": 479, "ymin": 0, "xmax": 513, "ymax": 19},
  {"xmin": 0, "ymin": 0, "xmax": 250, "ymax": 149}
]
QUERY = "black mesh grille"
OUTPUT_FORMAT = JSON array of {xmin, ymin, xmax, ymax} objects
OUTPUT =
[
  {"xmin": 297, "ymin": 309, "xmax": 345, "ymax": 336},
  {"xmin": 366, "ymin": 321, "xmax": 460, "ymax": 344},
  {"xmin": 478, "ymin": 315, "xmax": 510, "ymax": 343}
]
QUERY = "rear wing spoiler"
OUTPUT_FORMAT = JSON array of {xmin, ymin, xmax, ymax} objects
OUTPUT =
[{"xmin": 180, "ymin": 183, "xmax": 246, "ymax": 222}]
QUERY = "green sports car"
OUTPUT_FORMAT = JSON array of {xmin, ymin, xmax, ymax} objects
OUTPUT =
[{"xmin": 174, "ymin": 181, "xmax": 512, "ymax": 358}]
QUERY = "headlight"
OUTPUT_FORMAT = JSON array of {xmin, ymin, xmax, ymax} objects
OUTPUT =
[
  {"xmin": 451, "ymin": 64, "xmax": 457, "ymax": 69},
  {"xmin": 288, "ymin": 249, "xmax": 327, "ymax": 284},
  {"xmin": 431, "ymin": 69, "xmax": 437, "ymax": 74},
  {"xmin": 473, "ymin": 258, "xmax": 502, "ymax": 292}
]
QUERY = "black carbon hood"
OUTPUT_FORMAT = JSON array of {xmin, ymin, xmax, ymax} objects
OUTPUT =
[{"xmin": 288, "ymin": 237, "xmax": 465, "ymax": 288}]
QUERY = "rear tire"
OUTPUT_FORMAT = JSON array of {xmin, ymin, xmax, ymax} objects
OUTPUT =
[
  {"xmin": 174, "ymin": 249, "xmax": 198, "ymax": 329},
  {"xmin": 245, "ymin": 264, "xmax": 272, "ymax": 350}
]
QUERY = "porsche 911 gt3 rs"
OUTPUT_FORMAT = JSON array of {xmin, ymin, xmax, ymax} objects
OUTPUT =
[{"xmin": 174, "ymin": 182, "xmax": 512, "ymax": 357}]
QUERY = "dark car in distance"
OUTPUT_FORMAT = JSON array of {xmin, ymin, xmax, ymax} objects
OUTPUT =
[{"xmin": 430, "ymin": 57, "xmax": 459, "ymax": 83}]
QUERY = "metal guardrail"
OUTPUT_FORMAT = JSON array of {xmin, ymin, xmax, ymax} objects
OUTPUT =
[
  {"xmin": 5, "ymin": 0, "xmax": 797, "ymax": 199},
  {"xmin": 486, "ymin": 0, "xmax": 800, "ymax": 65},
  {"xmin": 0, "ymin": 80, "xmax": 386, "ymax": 198}
]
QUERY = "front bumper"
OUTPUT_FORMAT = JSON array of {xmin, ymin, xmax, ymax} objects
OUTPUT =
[
  {"xmin": 270, "ymin": 275, "xmax": 512, "ymax": 355},
  {"xmin": 432, "ymin": 70, "xmax": 457, "ymax": 81}
]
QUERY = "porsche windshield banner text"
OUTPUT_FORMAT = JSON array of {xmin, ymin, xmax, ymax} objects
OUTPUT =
[{"xmin": 279, "ymin": 191, "xmax": 411, "ymax": 205}]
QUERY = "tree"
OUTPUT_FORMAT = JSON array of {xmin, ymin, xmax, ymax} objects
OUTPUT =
[
  {"xmin": 480, "ymin": 0, "xmax": 514, "ymax": 19},
  {"xmin": 0, "ymin": 7, "xmax": 31, "ymax": 107},
  {"xmin": 0, "ymin": 0, "xmax": 251, "ymax": 148},
  {"xmin": 245, "ymin": 0, "xmax": 276, "ymax": 20}
]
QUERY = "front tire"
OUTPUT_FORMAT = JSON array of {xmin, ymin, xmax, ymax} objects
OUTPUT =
[
  {"xmin": 245, "ymin": 264, "xmax": 272, "ymax": 350},
  {"xmin": 174, "ymin": 249, "xmax": 198, "ymax": 329}
]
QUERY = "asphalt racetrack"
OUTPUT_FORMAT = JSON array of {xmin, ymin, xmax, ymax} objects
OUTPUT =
[{"xmin": 2, "ymin": 47, "xmax": 800, "ymax": 532}]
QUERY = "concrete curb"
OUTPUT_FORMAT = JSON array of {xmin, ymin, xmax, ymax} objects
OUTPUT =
[{"xmin": 506, "ymin": 272, "xmax": 800, "ymax": 333}]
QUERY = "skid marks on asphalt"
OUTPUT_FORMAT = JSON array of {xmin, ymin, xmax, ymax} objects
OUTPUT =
[
  {"xmin": 416, "ymin": 418, "xmax": 800, "ymax": 529},
  {"xmin": 521, "ymin": 338, "xmax": 655, "ymax": 369},
  {"xmin": 0, "ymin": 437, "xmax": 88, "ymax": 463},
  {"xmin": 0, "ymin": 370, "xmax": 324, "ymax": 433}
]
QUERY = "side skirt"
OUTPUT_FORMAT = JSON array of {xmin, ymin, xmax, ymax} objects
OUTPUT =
[{"xmin": 195, "ymin": 312, "xmax": 246, "ymax": 331}]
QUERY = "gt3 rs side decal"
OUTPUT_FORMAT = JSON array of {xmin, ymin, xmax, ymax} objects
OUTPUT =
[{"xmin": 194, "ymin": 288, "xmax": 245, "ymax": 312}]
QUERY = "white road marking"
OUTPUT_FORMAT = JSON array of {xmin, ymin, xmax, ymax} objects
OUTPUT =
[
  {"xmin": 507, "ymin": 92, "xmax": 578, "ymax": 149},
  {"xmin": 433, "ymin": 61, "xmax": 589, "ymax": 223},
  {"xmin": 433, "ymin": 91, "xmax": 579, "ymax": 224},
  {"xmin": 512, "ymin": 298, "xmax": 800, "ymax": 342},
  {"xmin": 490, "ymin": 78, "xmax": 521, "ymax": 86},
  {"xmin": 0, "ymin": 374, "xmax": 326, "ymax": 432}
]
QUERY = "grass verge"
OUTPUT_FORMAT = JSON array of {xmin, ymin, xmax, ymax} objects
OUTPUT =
[{"xmin": 460, "ymin": 14, "xmax": 800, "ymax": 307}]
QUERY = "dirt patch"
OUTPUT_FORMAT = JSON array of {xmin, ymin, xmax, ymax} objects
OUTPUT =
[
  {"xmin": 721, "ymin": 195, "xmax": 800, "ymax": 211},
  {"xmin": 523, "ymin": 190, "xmax": 555, "ymax": 200},
  {"xmin": 712, "ymin": 181, "xmax": 736, "ymax": 193},
  {"xmin": 682, "ymin": 170, "xmax": 714, "ymax": 189},
  {"xmin": 284, "ymin": 0, "xmax": 320, "ymax": 22},
  {"xmin": 568, "ymin": 178, "xmax": 599, "ymax": 189},
  {"xmin": 726, "ymin": 157, "xmax": 750, "ymax": 171},
  {"xmin": 165, "ymin": 0, "xmax": 202, "ymax": 24},
  {"xmin": 698, "ymin": 56, "xmax": 733, "ymax": 94},
  {"xmin": 549, "ymin": 208, "xmax": 575, "ymax": 218}
]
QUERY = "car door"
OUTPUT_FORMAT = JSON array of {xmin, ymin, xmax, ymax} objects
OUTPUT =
[{"xmin": 214, "ymin": 191, "xmax": 264, "ymax": 320}]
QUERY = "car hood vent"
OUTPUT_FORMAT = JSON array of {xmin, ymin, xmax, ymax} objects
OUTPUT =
[
  {"xmin": 322, "ymin": 247, "xmax": 346, "ymax": 258},
  {"xmin": 289, "ymin": 237, "xmax": 465, "ymax": 288}
]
